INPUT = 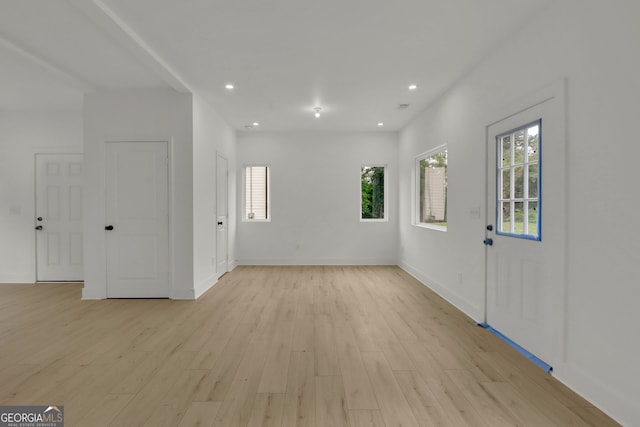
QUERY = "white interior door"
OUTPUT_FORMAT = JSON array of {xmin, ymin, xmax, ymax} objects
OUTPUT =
[
  {"xmin": 485, "ymin": 93, "xmax": 566, "ymax": 367},
  {"xmin": 216, "ymin": 153, "xmax": 228, "ymax": 279},
  {"xmin": 105, "ymin": 142, "xmax": 169, "ymax": 298},
  {"xmin": 35, "ymin": 153, "xmax": 84, "ymax": 281}
]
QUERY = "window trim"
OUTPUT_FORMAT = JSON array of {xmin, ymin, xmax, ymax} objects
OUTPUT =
[
  {"xmin": 414, "ymin": 144, "xmax": 448, "ymax": 232},
  {"xmin": 495, "ymin": 119, "xmax": 542, "ymax": 241},
  {"xmin": 242, "ymin": 164, "xmax": 271, "ymax": 222},
  {"xmin": 360, "ymin": 164, "xmax": 388, "ymax": 222}
]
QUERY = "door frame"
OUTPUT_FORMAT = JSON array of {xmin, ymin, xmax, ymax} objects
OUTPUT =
[
  {"xmin": 483, "ymin": 78, "xmax": 568, "ymax": 366},
  {"xmin": 216, "ymin": 152, "xmax": 229, "ymax": 279}
]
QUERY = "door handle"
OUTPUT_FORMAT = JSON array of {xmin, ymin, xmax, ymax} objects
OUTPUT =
[
  {"xmin": 486, "ymin": 224, "xmax": 493, "ymax": 231},
  {"xmin": 35, "ymin": 225, "xmax": 43, "ymax": 231},
  {"xmin": 218, "ymin": 221, "xmax": 223, "ymax": 225},
  {"xmin": 483, "ymin": 238, "xmax": 493, "ymax": 246},
  {"xmin": 105, "ymin": 225, "xmax": 114, "ymax": 231}
]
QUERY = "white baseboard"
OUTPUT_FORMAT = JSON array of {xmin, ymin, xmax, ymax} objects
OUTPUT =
[
  {"xmin": 170, "ymin": 287, "xmax": 195, "ymax": 300},
  {"xmin": 193, "ymin": 273, "xmax": 218, "ymax": 299},
  {"xmin": 554, "ymin": 363, "xmax": 636, "ymax": 426},
  {"xmin": 0, "ymin": 274, "xmax": 35, "ymax": 283},
  {"xmin": 399, "ymin": 259, "xmax": 633, "ymax": 425},
  {"xmin": 398, "ymin": 259, "xmax": 483, "ymax": 322},
  {"xmin": 81, "ymin": 288, "xmax": 106, "ymax": 300},
  {"xmin": 237, "ymin": 258, "xmax": 397, "ymax": 266}
]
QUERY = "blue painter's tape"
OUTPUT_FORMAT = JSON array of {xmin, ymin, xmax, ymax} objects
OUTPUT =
[{"xmin": 477, "ymin": 323, "xmax": 553, "ymax": 373}]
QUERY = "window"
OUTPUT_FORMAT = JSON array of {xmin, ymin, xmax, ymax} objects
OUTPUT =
[
  {"xmin": 415, "ymin": 146, "xmax": 447, "ymax": 230},
  {"xmin": 244, "ymin": 165, "xmax": 270, "ymax": 221},
  {"xmin": 361, "ymin": 165, "xmax": 386, "ymax": 221},
  {"xmin": 497, "ymin": 120, "xmax": 540, "ymax": 239}
]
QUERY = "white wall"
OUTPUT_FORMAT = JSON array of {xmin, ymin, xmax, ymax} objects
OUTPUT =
[
  {"xmin": 0, "ymin": 110, "xmax": 83, "ymax": 282},
  {"xmin": 398, "ymin": 1, "xmax": 640, "ymax": 424},
  {"xmin": 82, "ymin": 89, "xmax": 194, "ymax": 299},
  {"xmin": 237, "ymin": 131, "xmax": 397, "ymax": 265},
  {"xmin": 192, "ymin": 95, "xmax": 236, "ymax": 297}
]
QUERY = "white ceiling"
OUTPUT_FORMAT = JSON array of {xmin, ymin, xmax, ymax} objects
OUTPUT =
[{"xmin": 0, "ymin": 0, "xmax": 553, "ymax": 130}]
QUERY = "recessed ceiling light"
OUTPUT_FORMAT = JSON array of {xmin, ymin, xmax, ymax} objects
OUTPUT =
[
  {"xmin": 313, "ymin": 107, "xmax": 322, "ymax": 118},
  {"xmin": 252, "ymin": 122, "xmax": 259, "ymax": 126},
  {"xmin": 408, "ymin": 84, "xmax": 418, "ymax": 90},
  {"xmin": 224, "ymin": 83, "xmax": 235, "ymax": 90},
  {"xmin": 377, "ymin": 122, "xmax": 384, "ymax": 127}
]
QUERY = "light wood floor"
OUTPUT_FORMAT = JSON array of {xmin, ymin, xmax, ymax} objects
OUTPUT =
[{"xmin": 0, "ymin": 266, "xmax": 618, "ymax": 427}]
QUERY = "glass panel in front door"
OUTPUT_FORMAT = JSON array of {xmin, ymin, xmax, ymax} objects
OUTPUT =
[{"xmin": 496, "ymin": 120, "xmax": 541, "ymax": 240}]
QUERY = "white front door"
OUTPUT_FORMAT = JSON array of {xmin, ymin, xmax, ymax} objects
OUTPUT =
[
  {"xmin": 216, "ymin": 153, "xmax": 228, "ymax": 279},
  {"xmin": 485, "ymin": 91, "xmax": 566, "ymax": 368},
  {"xmin": 35, "ymin": 154, "xmax": 84, "ymax": 281},
  {"xmin": 105, "ymin": 142, "xmax": 169, "ymax": 298}
]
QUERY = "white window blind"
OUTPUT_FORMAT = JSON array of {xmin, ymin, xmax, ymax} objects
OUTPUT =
[{"xmin": 245, "ymin": 166, "xmax": 270, "ymax": 220}]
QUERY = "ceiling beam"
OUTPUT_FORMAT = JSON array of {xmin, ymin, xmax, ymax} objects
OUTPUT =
[
  {"xmin": 67, "ymin": 0, "xmax": 192, "ymax": 93},
  {"xmin": 0, "ymin": 32, "xmax": 96, "ymax": 94}
]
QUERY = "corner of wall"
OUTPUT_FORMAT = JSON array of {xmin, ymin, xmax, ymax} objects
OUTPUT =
[
  {"xmin": 171, "ymin": 287, "xmax": 196, "ymax": 300},
  {"xmin": 193, "ymin": 273, "xmax": 218, "ymax": 299},
  {"xmin": 81, "ymin": 287, "xmax": 106, "ymax": 300}
]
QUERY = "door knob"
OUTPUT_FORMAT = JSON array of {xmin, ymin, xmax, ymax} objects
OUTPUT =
[
  {"xmin": 35, "ymin": 225, "xmax": 43, "ymax": 230},
  {"xmin": 483, "ymin": 238, "xmax": 493, "ymax": 246},
  {"xmin": 486, "ymin": 224, "xmax": 493, "ymax": 231},
  {"xmin": 37, "ymin": 217, "xmax": 43, "ymax": 221},
  {"xmin": 105, "ymin": 225, "xmax": 114, "ymax": 231}
]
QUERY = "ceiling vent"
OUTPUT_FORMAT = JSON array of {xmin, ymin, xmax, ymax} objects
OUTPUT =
[{"xmin": 398, "ymin": 104, "xmax": 410, "ymax": 109}]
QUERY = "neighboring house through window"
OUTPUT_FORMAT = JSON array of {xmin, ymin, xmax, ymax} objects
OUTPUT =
[
  {"xmin": 415, "ymin": 146, "xmax": 448, "ymax": 231},
  {"xmin": 244, "ymin": 165, "xmax": 270, "ymax": 221}
]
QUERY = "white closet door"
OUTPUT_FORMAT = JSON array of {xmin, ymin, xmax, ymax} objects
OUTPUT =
[{"xmin": 105, "ymin": 142, "xmax": 169, "ymax": 298}]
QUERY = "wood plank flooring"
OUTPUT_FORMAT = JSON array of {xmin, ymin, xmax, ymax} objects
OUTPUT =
[{"xmin": 0, "ymin": 266, "xmax": 619, "ymax": 426}]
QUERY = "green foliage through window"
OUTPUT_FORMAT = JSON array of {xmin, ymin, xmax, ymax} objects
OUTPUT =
[
  {"xmin": 497, "ymin": 121, "xmax": 540, "ymax": 239},
  {"xmin": 361, "ymin": 166, "xmax": 385, "ymax": 220}
]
